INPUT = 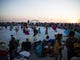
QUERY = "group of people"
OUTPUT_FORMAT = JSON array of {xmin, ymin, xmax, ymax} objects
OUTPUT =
[
  {"xmin": 0, "ymin": 31, "xmax": 80, "ymax": 60},
  {"xmin": 34, "ymin": 34, "xmax": 63, "ymax": 59},
  {"xmin": 0, "ymin": 22, "xmax": 80, "ymax": 60},
  {"xmin": 34, "ymin": 31, "xmax": 80, "ymax": 60},
  {"xmin": 7, "ymin": 35, "xmax": 31, "ymax": 60},
  {"xmin": 9, "ymin": 30, "xmax": 80, "ymax": 60}
]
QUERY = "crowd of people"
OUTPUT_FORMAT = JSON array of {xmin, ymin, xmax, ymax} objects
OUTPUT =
[
  {"xmin": 0, "ymin": 21, "xmax": 80, "ymax": 33},
  {"xmin": 0, "ymin": 22, "xmax": 80, "ymax": 60}
]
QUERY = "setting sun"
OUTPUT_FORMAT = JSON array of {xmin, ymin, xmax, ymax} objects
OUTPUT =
[{"xmin": 70, "ymin": 17, "xmax": 78, "ymax": 23}]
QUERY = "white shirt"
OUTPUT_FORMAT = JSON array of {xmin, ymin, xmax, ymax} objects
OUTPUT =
[
  {"xmin": 19, "ymin": 51, "xmax": 30, "ymax": 57},
  {"xmin": 44, "ymin": 45, "xmax": 48, "ymax": 48}
]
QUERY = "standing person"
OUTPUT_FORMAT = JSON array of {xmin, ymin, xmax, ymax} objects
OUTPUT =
[
  {"xmin": 33, "ymin": 26, "xmax": 38, "ymax": 36},
  {"xmin": 16, "ymin": 40, "xmax": 20, "ymax": 52},
  {"xmin": 24, "ymin": 27, "xmax": 30, "ymax": 35},
  {"xmin": 21, "ymin": 23, "xmax": 24, "ymax": 29},
  {"xmin": 10, "ymin": 24, "xmax": 13, "ymax": 31},
  {"xmin": 4, "ymin": 23, "xmax": 7, "ymax": 29},
  {"xmin": 9, "ymin": 35, "xmax": 18, "ymax": 60},
  {"xmin": 53, "ymin": 34, "xmax": 63, "ymax": 60},
  {"xmin": 15, "ymin": 25, "xmax": 19, "ymax": 34},
  {"xmin": 27, "ymin": 20, "xmax": 30, "ymax": 25},
  {"xmin": 45, "ymin": 24, "xmax": 48, "ymax": 35},
  {"xmin": 66, "ymin": 31, "xmax": 78, "ymax": 60},
  {"xmin": 33, "ymin": 26, "xmax": 38, "ymax": 41}
]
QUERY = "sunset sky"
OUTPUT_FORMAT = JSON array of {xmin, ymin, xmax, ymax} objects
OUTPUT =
[{"xmin": 0, "ymin": 0, "xmax": 80, "ymax": 23}]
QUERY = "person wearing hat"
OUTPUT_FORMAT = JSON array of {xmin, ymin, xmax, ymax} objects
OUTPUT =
[
  {"xmin": 65, "ymin": 31, "xmax": 78, "ymax": 60},
  {"xmin": 9, "ymin": 35, "xmax": 18, "ymax": 60}
]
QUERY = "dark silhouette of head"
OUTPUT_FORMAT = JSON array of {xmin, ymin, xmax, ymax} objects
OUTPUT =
[
  {"xmin": 26, "ymin": 38, "xmax": 29, "ymax": 42},
  {"xmin": 11, "ymin": 35, "xmax": 15, "ymax": 40},
  {"xmin": 56, "ymin": 34, "xmax": 62, "ymax": 40},
  {"xmin": 68, "ymin": 31, "xmax": 75, "ymax": 38},
  {"xmin": 46, "ymin": 35, "xmax": 49, "ymax": 39}
]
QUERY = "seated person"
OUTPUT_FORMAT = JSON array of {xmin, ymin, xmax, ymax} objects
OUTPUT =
[
  {"xmin": 35, "ymin": 41, "xmax": 42, "ymax": 57},
  {"xmin": 21, "ymin": 38, "xmax": 32, "ymax": 51},
  {"xmin": 0, "ymin": 42, "xmax": 8, "ymax": 60}
]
